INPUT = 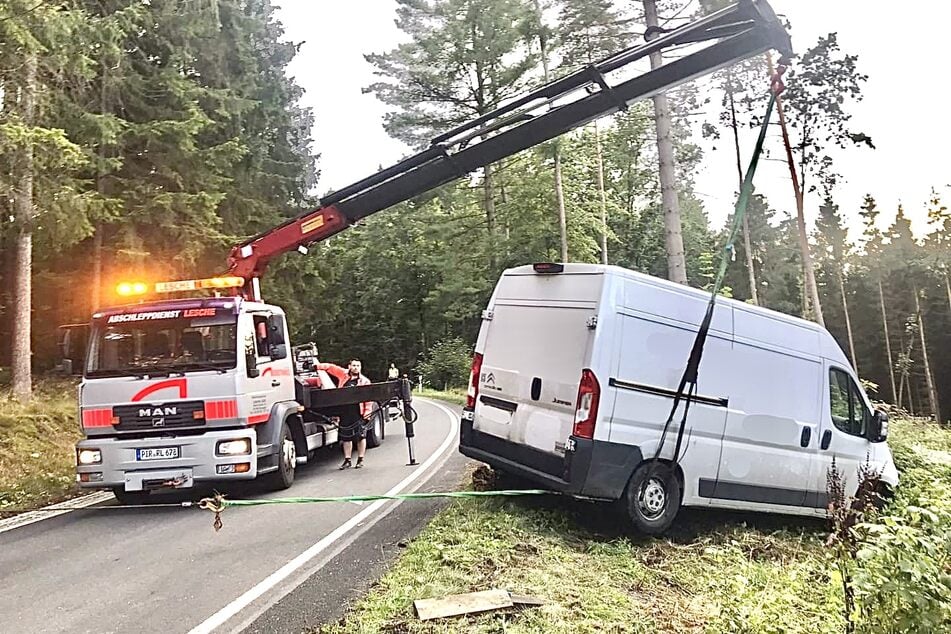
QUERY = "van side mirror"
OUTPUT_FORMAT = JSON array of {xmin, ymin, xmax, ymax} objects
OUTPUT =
[{"xmin": 868, "ymin": 409, "xmax": 889, "ymax": 443}]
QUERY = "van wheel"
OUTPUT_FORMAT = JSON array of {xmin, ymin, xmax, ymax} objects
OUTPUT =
[
  {"xmin": 366, "ymin": 409, "xmax": 384, "ymax": 448},
  {"xmin": 262, "ymin": 422, "xmax": 296, "ymax": 491},
  {"xmin": 623, "ymin": 462, "xmax": 682, "ymax": 535}
]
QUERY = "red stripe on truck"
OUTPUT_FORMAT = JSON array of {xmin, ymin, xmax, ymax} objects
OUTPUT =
[
  {"xmin": 247, "ymin": 413, "xmax": 269, "ymax": 425},
  {"xmin": 82, "ymin": 408, "xmax": 113, "ymax": 428},
  {"xmin": 206, "ymin": 399, "xmax": 237, "ymax": 420}
]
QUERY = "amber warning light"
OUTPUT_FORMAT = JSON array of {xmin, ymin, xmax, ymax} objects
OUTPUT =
[{"xmin": 116, "ymin": 276, "xmax": 245, "ymax": 297}]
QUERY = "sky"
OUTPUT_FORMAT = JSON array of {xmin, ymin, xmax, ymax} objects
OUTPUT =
[{"xmin": 272, "ymin": 0, "xmax": 949, "ymax": 242}]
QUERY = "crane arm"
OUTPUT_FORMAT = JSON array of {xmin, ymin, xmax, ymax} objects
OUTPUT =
[{"xmin": 228, "ymin": 0, "xmax": 792, "ymax": 300}]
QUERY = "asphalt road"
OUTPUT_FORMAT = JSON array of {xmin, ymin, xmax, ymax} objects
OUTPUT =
[{"xmin": 0, "ymin": 398, "xmax": 466, "ymax": 634}]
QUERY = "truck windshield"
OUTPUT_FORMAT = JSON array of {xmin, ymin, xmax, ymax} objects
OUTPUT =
[{"xmin": 86, "ymin": 310, "xmax": 238, "ymax": 377}]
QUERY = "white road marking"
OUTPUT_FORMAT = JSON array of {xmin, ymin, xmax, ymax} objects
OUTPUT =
[
  {"xmin": 0, "ymin": 491, "xmax": 114, "ymax": 536},
  {"xmin": 187, "ymin": 398, "xmax": 459, "ymax": 634}
]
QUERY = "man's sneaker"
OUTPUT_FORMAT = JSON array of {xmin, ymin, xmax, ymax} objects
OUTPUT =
[
  {"xmin": 339, "ymin": 458, "xmax": 352, "ymax": 470},
  {"xmin": 355, "ymin": 457, "xmax": 364, "ymax": 469}
]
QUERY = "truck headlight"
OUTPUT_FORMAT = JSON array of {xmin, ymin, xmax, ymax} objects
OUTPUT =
[
  {"xmin": 216, "ymin": 438, "xmax": 252, "ymax": 456},
  {"xmin": 77, "ymin": 449, "xmax": 102, "ymax": 465}
]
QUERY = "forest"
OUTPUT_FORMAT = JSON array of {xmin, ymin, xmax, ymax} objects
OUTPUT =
[{"xmin": 1, "ymin": 0, "xmax": 948, "ymax": 426}]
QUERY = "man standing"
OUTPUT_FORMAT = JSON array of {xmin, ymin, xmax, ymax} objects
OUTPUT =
[
  {"xmin": 316, "ymin": 359, "xmax": 372, "ymax": 469},
  {"xmin": 388, "ymin": 363, "xmax": 399, "ymax": 381}
]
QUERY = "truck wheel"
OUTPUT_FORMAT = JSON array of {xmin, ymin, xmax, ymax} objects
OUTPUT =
[
  {"xmin": 623, "ymin": 462, "xmax": 682, "ymax": 535},
  {"xmin": 366, "ymin": 409, "xmax": 384, "ymax": 448},
  {"xmin": 112, "ymin": 488, "xmax": 151, "ymax": 505},
  {"xmin": 262, "ymin": 421, "xmax": 296, "ymax": 491}
]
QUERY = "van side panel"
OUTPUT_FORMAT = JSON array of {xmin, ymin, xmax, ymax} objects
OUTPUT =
[
  {"xmin": 606, "ymin": 279, "xmax": 734, "ymax": 505},
  {"xmin": 710, "ymin": 309, "xmax": 823, "ymax": 511}
]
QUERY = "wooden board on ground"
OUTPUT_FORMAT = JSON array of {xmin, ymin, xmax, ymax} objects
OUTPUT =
[{"xmin": 414, "ymin": 589, "xmax": 514, "ymax": 621}]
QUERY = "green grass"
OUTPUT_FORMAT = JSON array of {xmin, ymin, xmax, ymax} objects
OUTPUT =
[
  {"xmin": 414, "ymin": 387, "xmax": 467, "ymax": 407},
  {"xmin": 0, "ymin": 377, "xmax": 82, "ymax": 513},
  {"xmin": 314, "ymin": 418, "xmax": 951, "ymax": 634}
]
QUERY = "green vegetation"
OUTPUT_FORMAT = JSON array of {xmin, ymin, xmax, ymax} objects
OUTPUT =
[
  {"xmin": 415, "ymin": 387, "xmax": 467, "ymax": 407},
  {"xmin": 0, "ymin": 378, "xmax": 81, "ymax": 512},
  {"xmin": 316, "ymin": 418, "xmax": 951, "ymax": 634}
]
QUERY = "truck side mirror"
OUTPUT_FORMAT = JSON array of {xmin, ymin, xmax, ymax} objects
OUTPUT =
[
  {"xmin": 246, "ymin": 349, "xmax": 260, "ymax": 378},
  {"xmin": 271, "ymin": 343, "xmax": 287, "ymax": 361},
  {"xmin": 867, "ymin": 409, "xmax": 888, "ymax": 443}
]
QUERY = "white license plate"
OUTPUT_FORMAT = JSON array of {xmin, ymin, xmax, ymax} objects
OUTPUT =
[{"xmin": 136, "ymin": 447, "xmax": 180, "ymax": 461}]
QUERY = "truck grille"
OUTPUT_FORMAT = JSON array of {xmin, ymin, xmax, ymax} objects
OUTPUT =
[{"xmin": 113, "ymin": 401, "xmax": 205, "ymax": 431}]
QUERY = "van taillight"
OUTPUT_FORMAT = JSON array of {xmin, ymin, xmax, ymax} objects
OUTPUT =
[
  {"xmin": 572, "ymin": 369, "xmax": 600, "ymax": 439},
  {"xmin": 466, "ymin": 353, "xmax": 484, "ymax": 409}
]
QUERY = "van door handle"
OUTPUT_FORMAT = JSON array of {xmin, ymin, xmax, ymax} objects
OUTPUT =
[
  {"xmin": 800, "ymin": 426, "xmax": 811, "ymax": 447},
  {"xmin": 271, "ymin": 380, "xmax": 281, "ymax": 387},
  {"xmin": 820, "ymin": 429, "xmax": 832, "ymax": 450}
]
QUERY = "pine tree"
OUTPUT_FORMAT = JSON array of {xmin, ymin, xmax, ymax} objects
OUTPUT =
[{"xmin": 364, "ymin": 0, "xmax": 537, "ymax": 270}]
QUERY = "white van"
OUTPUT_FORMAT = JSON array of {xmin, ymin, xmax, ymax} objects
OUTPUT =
[{"xmin": 459, "ymin": 263, "xmax": 898, "ymax": 534}]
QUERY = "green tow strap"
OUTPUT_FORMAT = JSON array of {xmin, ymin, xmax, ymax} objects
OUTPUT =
[
  {"xmin": 651, "ymin": 89, "xmax": 778, "ymax": 467},
  {"xmin": 218, "ymin": 489, "xmax": 550, "ymax": 507},
  {"xmin": 198, "ymin": 489, "xmax": 552, "ymax": 530},
  {"xmin": 713, "ymin": 92, "xmax": 777, "ymax": 293}
]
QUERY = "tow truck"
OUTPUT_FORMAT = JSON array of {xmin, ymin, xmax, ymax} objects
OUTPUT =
[{"xmin": 69, "ymin": 1, "xmax": 792, "ymax": 502}]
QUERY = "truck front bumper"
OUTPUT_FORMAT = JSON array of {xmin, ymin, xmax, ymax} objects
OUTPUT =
[{"xmin": 76, "ymin": 428, "xmax": 258, "ymax": 492}]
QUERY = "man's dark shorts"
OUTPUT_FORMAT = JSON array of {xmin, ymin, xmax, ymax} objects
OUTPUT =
[{"xmin": 339, "ymin": 417, "xmax": 368, "ymax": 442}]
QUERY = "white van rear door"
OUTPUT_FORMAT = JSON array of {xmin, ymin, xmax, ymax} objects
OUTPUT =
[{"xmin": 474, "ymin": 301, "xmax": 595, "ymax": 459}]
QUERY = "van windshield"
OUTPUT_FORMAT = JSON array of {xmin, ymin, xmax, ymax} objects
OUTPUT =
[{"xmin": 86, "ymin": 309, "xmax": 237, "ymax": 377}]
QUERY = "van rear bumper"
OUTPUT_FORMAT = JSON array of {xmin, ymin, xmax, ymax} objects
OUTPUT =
[{"xmin": 459, "ymin": 417, "xmax": 642, "ymax": 500}]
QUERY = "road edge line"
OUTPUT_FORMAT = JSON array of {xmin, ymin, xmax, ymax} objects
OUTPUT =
[
  {"xmin": 0, "ymin": 491, "xmax": 115, "ymax": 536},
  {"xmin": 187, "ymin": 397, "xmax": 459, "ymax": 634}
]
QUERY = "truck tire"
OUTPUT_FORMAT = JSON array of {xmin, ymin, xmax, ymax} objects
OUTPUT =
[
  {"xmin": 623, "ymin": 462, "xmax": 682, "ymax": 536},
  {"xmin": 366, "ymin": 408, "xmax": 384, "ymax": 448},
  {"xmin": 112, "ymin": 488, "xmax": 151, "ymax": 505},
  {"xmin": 262, "ymin": 421, "xmax": 296, "ymax": 491}
]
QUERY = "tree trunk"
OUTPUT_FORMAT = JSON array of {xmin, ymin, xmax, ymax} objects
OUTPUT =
[
  {"xmin": 768, "ymin": 55, "xmax": 824, "ymax": 326},
  {"xmin": 727, "ymin": 74, "xmax": 758, "ymax": 304},
  {"xmin": 644, "ymin": 0, "xmax": 687, "ymax": 284},
  {"xmin": 553, "ymin": 150, "xmax": 568, "ymax": 262},
  {"xmin": 838, "ymin": 270, "xmax": 858, "ymax": 374},
  {"xmin": 12, "ymin": 52, "xmax": 37, "ymax": 401},
  {"xmin": 878, "ymin": 280, "xmax": 898, "ymax": 404},
  {"xmin": 483, "ymin": 163, "xmax": 497, "ymax": 270},
  {"xmin": 594, "ymin": 120, "xmax": 609, "ymax": 265},
  {"xmin": 914, "ymin": 286, "xmax": 941, "ymax": 422},
  {"xmin": 533, "ymin": 0, "xmax": 569, "ymax": 263},
  {"xmin": 91, "ymin": 226, "xmax": 103, "ymax": 311}
]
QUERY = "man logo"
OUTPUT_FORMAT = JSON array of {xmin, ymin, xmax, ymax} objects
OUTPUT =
[
  {"xmin": 139, "ymin": 406, "xmax": 177, "ymax": 417},
  {"xmin": 151, "ymin": 418, "xmax": 166, "ymax": 427}
]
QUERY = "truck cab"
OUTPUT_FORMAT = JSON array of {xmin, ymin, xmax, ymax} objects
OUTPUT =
[{"xmin": 76, "ymin": 295, "xmax": 307, "ymax": 501}]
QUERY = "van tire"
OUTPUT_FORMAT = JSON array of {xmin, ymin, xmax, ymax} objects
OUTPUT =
[
  {"xmin": 623, "ymin": 462, "xmax": 682, "ymax": 535},
  {"xmin": 366, "ymin": 408, "xmax": 384, "ymax": 448},
  {"xmin": 262, "ymin": 421, "xmax": 296, "ymax": 491}
]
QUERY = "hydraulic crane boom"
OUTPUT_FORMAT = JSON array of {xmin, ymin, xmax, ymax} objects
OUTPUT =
[{"xmin": 228, "ymin": 0, "xmax": 792, "ymax": 300}]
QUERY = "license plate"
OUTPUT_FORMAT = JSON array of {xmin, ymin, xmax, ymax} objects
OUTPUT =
[{"xmin": 136, "ymin": 447, "xmax": 180, "ymax": 461}]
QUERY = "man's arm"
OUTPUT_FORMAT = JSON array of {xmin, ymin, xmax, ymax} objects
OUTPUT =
[{"xmin": 315, "ymin": 362, "xmax": 348, "ymax": 386}]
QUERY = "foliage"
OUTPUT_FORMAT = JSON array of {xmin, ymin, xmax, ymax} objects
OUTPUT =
[
  {"xmin": 0, "ymin": 378, "xmax": 82, "ymax": 512},
  {"xmin": 416, "ymin": 337, "xmax": 473, "ymax": 390}
]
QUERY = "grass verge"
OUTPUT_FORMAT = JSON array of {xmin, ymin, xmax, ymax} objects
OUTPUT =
[
  {"xmin": 315, "ymin": 418, "xmax": 951, "ymax": 634},
  {"xmin": 414, "ymin": 387, "xmax": 466, "ymax": 407},
  {"xmin": 0, "ymin": 377, "xmax": 82, "ymax": 514}
]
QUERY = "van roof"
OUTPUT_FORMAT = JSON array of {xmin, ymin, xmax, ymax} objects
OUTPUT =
[{"xmin": 504, "ymin": 263, "xmax": 825, "ymax": 335}]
